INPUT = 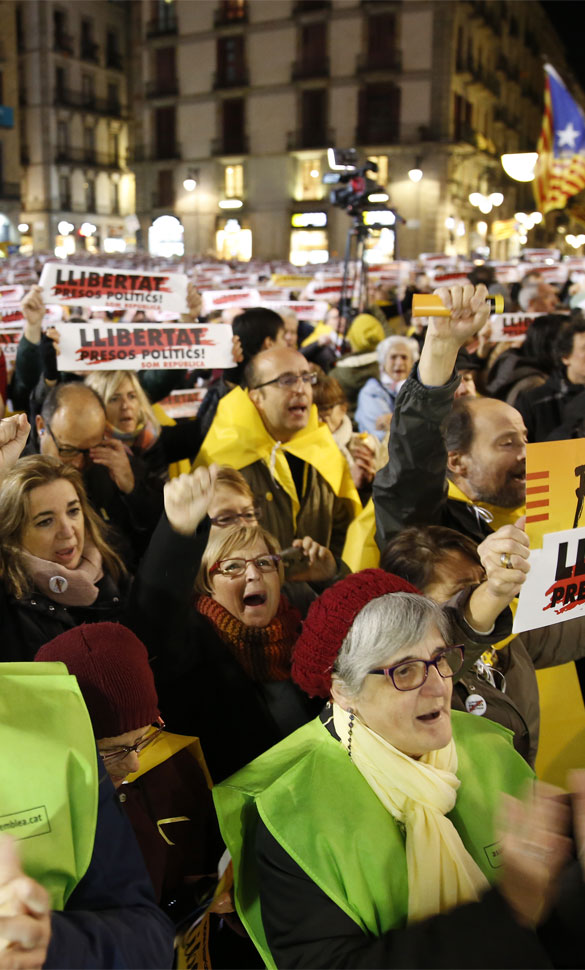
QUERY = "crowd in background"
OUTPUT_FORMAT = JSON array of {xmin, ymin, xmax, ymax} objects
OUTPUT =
[{"xmin": 1, "ymin": 248, "xmax": 585, "ymax": 969}]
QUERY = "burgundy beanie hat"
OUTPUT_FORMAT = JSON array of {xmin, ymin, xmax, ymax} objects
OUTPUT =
[
  {"xmin": 292, "ymin": 568, "xmax": 419, "ymax": 698},
  {"xmin": 35, "ymin": 622, "xmax": 160, "ymax": 738}
]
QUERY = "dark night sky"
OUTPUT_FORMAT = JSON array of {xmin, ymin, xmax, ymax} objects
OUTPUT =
[{"xmin": 540, "ymin": 1, "xmax": 585, "ymax": 90}]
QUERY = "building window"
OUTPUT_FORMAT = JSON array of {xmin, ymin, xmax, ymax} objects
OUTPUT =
[
  {"xmin": 224, "ymin": 164, "xmax": 243, "ymax": 198},
  {"xmin": 366, "ymin": 13, "xmax": 399, "ymax": 70},
  {"xmin": 366, "ymin": 155, "xmax": 389, "ymax": 188},
  {"xmin": 85, "ymin": 178, "xmax": 96, "ymax": 212},
  {"xmin": 57, "ymin": 120, "xmax": 69, "ymax": 156},
  {"xmin": 216, "ymin": 35, "xmax": 246, "ymax": 87},
  {"xmin": 216, "ymin": 219, "xmax": 252, "ymax": 260},
  {"xmin": 83, "ymin": 126, "xmax": 95, "ymax": 163},
  {"xmin": 55, "ymin": 66, "xmax": 67, "ymax": 102},
  {"xmin": 215, "ymin": 0, "xmax": 247, "ymax": 25},
  {"xmin": 111, "ymin": 179, "xmax": 119, "ymax": 213},
  {"xmin": 81, "ymin": 18, "xmax": 98, "ymax": 62},
  {"xmin": 289, "ymin": 228, "xmax": 328, "ymax": 266},
  {"xmin": 297, "ymin": 158, "xmax": 323, "ymax": 201},
  {"xmin": 154, "ymin": 47, "xmax": 177, "ymax": 95},
  {"xmin": 453, "ymin": 92, "xmax": 472, "ymax": 141},
  {"xmin": 218, "ymin": 98, "xmax": 246, "ymax": 154},
  {"xmin": 107, "ymin": 82, "xmax": 120, "ymax": 113},
  {"xmin": 157, "ymin": 169, "xmax": 175, "ymax": 207},
  {"xmin": 154, "ymin": 106, "xmax": 177, "ymax": 157},
  {"xmin": 53, "ymin": 9, "xmax": 72, "ymax": 53},
  {"xmin": 294, "ymin": 22, "xmax": 327, "ymax": 78},
  {"xmin": 109, "ymin": 131, "xmax": 119, "ymax": 165},
  {"xmin": 357, "ymin": 83, "xmax": 400, "ymax": 144},
  {"xmin": 106, "ymin": 30, "xmax": 121, "ymax": 69},
  {"xmin": 59, "ymin": 174, "xmax": 71, "ymax": 209},
  {"xmin": 82, "ymin": 73, "xmax": 95, "ymax": 108},
  {"xmin": 300, "ymin": 89, "xmax": 327, "ymax": 148}
]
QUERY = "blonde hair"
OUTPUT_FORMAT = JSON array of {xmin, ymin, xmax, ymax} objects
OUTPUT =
[
  {"xmin": 214, "ymin": 466, "xmax": 255, "ymax": 502},
  {"xmin": 84, "ymin": 371, "xmax": 160, "ymax": 436},
  {"xmin": 0, "ymin": 455, "xmax": 126, "ymax": 598},
  {"xmin": 196, "ymin": 524, "xmax": 283, "ymax": 595}
]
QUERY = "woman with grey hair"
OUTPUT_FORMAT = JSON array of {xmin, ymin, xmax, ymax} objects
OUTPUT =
[
  {"xmin": 355, "ymin": 335, "xmax": 420, "ymax": 439},
  {"xmin": 214, "ymin": 568, "xmax": 584, "ymax": 969}
]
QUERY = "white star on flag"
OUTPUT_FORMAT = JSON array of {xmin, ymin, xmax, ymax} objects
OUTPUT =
[{"xmin": 557, "ymin": 122, "xmax": 580, "ymax": 149}]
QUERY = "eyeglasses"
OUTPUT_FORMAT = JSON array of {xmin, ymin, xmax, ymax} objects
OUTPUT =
[
  {"xmin": 252, "ymin": 372, "xmax": 318, "ymax": 391},
  {"xmin": 210, "ymin": 554, "xmax": 281, "ymax": 577},
  {"xmin": 46, "ymin": 424, "xmax": 104, "ymax": 460},
  {"xmin": 369, "ymin": 645, "xmax": 464, "ymax": 692},
  {"xmin": 99, "ymin": 719, "xmax": 165, "ymax": 766},
  {"xmin": 209, "ymin": 506, "xmax": 262, "ymax": 528}
]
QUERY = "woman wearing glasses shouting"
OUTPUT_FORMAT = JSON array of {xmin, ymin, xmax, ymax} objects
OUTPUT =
[{"xmin": 214, "ymin": 570, "xmax": 585, "ymax": 970}]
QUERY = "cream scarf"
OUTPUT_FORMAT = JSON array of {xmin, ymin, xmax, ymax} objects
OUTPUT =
[
  {"xmin": 22, "ymin": 540, "xmax": 104, "ymax": 607},
  {"xmin": 332, "ymin": 702, "xmax": 489, "ymax": 922}
]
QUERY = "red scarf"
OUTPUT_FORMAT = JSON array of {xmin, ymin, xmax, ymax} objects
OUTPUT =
[{"xmin": 194, "ymin": 594, "xmax": 301, "ymax": 682}]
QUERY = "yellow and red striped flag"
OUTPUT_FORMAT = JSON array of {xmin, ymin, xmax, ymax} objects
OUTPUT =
[{"xmin": 534, "ymin": 64, "xmax": 585, "ymax": 214}]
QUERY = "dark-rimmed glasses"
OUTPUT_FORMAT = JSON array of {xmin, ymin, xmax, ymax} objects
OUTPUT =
[
  {"xmin": 210, "ymin": 554, "xmax": 281, "ymax": 578},
  {"xmin": 46, "ymin": 424, "xmax": 105, "ymax": 460},
  {"xmin": 209, "ymin": 506, "xmax": 262, "ymax": 528},
  {"xmin": 252, "ymin": 372, "xmax": 318, "ymax": 391},
  {"xmin": 99, "ymin": 718, "xmax": 165, "ymax": 765},
  {"xmin": 369, "ymin": 645, "xmax": 464, "ymax": 692}
]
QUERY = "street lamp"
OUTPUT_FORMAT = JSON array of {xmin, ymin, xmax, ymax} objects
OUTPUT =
[{"xmin": 500, "ymin": 153, "xmax": 538, "ymax": 182}]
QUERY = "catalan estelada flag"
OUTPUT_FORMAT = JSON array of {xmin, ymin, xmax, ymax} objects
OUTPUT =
[{"xmin": 534, "ymin": 64, "xmax": 585, "ymax": 214}]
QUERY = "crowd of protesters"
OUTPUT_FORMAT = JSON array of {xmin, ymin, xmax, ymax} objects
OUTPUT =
[{"xmin": 1, "ymin": 248, "xmax": 585, "ymax": 969}]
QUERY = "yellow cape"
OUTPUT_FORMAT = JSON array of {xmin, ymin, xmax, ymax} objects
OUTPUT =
[{"xmin": 194, "ymin": 386, "xmax": 362, "ymax": 528}]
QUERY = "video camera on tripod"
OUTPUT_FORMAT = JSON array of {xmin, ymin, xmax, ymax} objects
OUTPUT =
[{"xmin": 324, "ymin": 148, "xmax": 390, "ymax": 219}]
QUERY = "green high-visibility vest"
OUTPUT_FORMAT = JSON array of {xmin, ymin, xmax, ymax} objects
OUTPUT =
[
  {"xmin": 214, "ymin": 711, "xmax": 533, "ymax": 970},
  {"xmin": 0, "ymin": 662, "xmax": 98, "ymax": 910}
]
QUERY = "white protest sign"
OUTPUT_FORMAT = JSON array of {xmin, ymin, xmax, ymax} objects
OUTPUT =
[
  {"xmin": 514, "ymin": 526, "xmax": 585, "ymax": 632},
  {"xmin": 488, "ymin": 311, "xmax": 550, "ymax": 342},
  {"xmin": 258, "ymin": 300, "xmax": 329, "ymax": 322},
  {"xmin": 55, "ymin": 322, "xmax": 235, "ymax": 371},
  {"xmin": 201, "ymin": 289, "xmax": 260, "ymax": 314},
  {"xmin": 0, "ymin": 285, "xmax": 24, "ymax": 305},
  {"xmin": 39, "ymin": 263, "xmax": 189, "ymax": 314}
]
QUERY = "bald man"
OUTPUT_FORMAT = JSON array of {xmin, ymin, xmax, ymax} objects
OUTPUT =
[{"xmin": 35, "ymin": 382, "xmax": 163, "ymax": 564}]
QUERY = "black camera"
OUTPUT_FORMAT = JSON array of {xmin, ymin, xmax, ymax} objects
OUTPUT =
[{"xmin": 324, "ymin": 148, "xmax": 389, "ymax": 218}]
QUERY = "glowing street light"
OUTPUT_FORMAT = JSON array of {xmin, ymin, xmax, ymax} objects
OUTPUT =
[{"xmin": 500, "ymin": 152, "xmax": 538, "ymax": 182}]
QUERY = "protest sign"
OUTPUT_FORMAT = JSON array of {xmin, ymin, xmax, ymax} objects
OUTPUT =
[
  {"xmin": 157, "ymin": 387, "xmax": 207, "ymax": 420},
  {"xmin": 488, "ymin": 311, "xmax": 549, "ymax": 342},
  {"xmin": 55, "ymin": 322, "xmax": 235, "ymax": 372},
  {"xmin": 258, "ymin": 300, "xmax": 328, "ymax": 322},
  {"xmin": 514, "ymin": 439, "xmax": 585, "ymax": 633},
  {"xmin": 39, "ymin": 263, "xmax": 189, "ymax": 314},
  {"xmin": 200, "ymin": 289, "xmax": 259, "ymax": 314},
  {"xmin": 0, "ymin": 285, "xmax": 24, "ymax": 305}
]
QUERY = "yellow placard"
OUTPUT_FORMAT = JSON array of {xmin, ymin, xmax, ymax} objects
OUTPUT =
[{"xmin": 525, "ymin": 439, "xmax": 585, "ymax": 548}]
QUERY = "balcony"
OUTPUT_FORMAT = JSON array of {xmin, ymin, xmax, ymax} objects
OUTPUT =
[
  {"xmin": 291, "ymin": 56, "xmax": 329, "ymax": 80},
  {"xmin": 211, "ymin": 134, "xmax": 249, "ymax": 155},
  {"xmin": 54, "ymin": 32, "xmax": 74, "ymax": 54},
  {"xmin": 212, "ymin": 69, "xmax": 249, "ymax": 90},
  {"xmin": 106, "ymin": 50, "xmax": 123, "ymax": 70},
  {"xmin": 354, "ymin": 124, "xmax": 398, "ymax": 146},
  {"xmin": 455, "ymin": 54, "xmax": 474, "ymax": 81},
  {"xmin": 146, "ymin": 12, "xmax": 178, "ymax": 37},
  {"xmin": 454, "ymin": 122, "xmax": 477, "ymax": 146},
  {"xmin": 214, "ymin": 4, "xmax": 248, "ymax": 27},
  {"xmin": 132, "ymin": 143, "xmax": 182, "ymax": 162},
  {"xmin": 0, "ymin": 181, "xmax": 20, "ymax": 200},
  {"xmin": 356, "ymin": 50, "xmax": 402, "ymax": 74},
  {"xmin": 54, "ymin": 147, "xmax": 122, "ymax": 168},
  {"xmin": 293, "ymin": 0, "xmax": 331, "ymax": 13},
  {"xmin": 54, "ymin": 88, "xmax": 124, "ymax": 117},
  {"xmin": 287, "ymin": 127, "xmax": 335, "ymax": 150},
  {"xmin": 80, "ymin": 41, "xmax": 100, "ymax": 63},
  {"xmin": 146, "ymin": 79, "xmax": 179, "ymax": 97}
]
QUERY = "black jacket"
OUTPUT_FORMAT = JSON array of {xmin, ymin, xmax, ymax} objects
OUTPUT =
[
  {"xmin": 46, "ymin": 758, "xmax": 174, "ymax": 969},
  {"xmin": 128, "ymin": 516, "xmax": 321, "ymax": 783},
  {"xmin": 373, "ymin": 368, "xmax": 494, "ymax": 550},
  {"xmin": 515, "ymin": 369, "xmax": 585, "ymax": 442},
  {"xmin": 0, "ymin": 571, "xmax": 130, "ymax": 662}
]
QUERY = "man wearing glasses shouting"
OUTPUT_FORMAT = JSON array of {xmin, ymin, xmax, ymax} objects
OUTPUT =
[{"xmin": 196, "ymin": 347, "xmax": 362, "ymax": 563}]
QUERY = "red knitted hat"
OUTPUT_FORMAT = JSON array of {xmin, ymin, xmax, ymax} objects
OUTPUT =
[
  {"xmin": 35, "ymin": 622, "xmax": 160, "ymax": 738},
  {"xmin": 292, "ymin": 569, "xmax": 419, "ymax": 698}
]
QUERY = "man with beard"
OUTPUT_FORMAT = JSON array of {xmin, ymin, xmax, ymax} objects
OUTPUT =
[{"xmin": 374, "ymin": 283, "xmax": 527, "ymax": 548}]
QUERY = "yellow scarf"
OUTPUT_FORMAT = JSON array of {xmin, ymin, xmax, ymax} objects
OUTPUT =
[
  {"xmin": 194, "ymin": 386, "xmax": 361, "ymax": 527},
  {"xmin": 332, "ymin": 703, "xmax": 489, "ymax": 922},
  {"xmin": 447, "ymin": 480, "xmax": 525, "ymax": 533}
]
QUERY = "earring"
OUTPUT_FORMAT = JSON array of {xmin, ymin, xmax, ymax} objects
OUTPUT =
[{"xmin": 347, "ymin": 709, "xmax": 355, "ymax": 760}]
